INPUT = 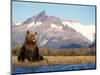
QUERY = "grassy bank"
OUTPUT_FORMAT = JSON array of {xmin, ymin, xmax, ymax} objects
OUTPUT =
[
  {"xmin": 12, "ymin": 48, "xmax": 96, "ymax": 56},
  {"xmin": 12, "ymin": 56, "xmax": 96, "ymax": 67}
]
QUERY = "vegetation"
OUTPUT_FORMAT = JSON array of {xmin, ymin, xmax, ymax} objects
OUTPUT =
[
  {"xmin": 12, "ymin": 56, "xmax": 96, "ymax": 67},
  {"xmin": 12, "ymin": 47, "xmax": 96, "ymax": 56},
  {"xmin": 12, "ymin": 46, "xmax": 21, "ymax": 56},
  {"xmin": 12, "ymin": 47, "xmax": 96, "ymax": 67}
]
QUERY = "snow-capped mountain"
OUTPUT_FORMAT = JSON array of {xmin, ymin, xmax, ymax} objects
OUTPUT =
[
  {"xmin": 63, "ymin": 20, "xmax": 95, "ymax": 42},
  {"xmin": 12, "ymin": 11, "xmax": 95, "ymax": 49},
  {"xmin": 12, "ymin": 22, "xmax": 22, "ymax": 28},
  {"xmin": 14, "ymin": 22, "xmax": 22, "ymax": 25}
]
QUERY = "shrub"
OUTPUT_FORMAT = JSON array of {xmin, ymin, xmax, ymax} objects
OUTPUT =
[
  {"xmin": 12, "ymin": 47, "xmax": 96, "ymax": 56},
  {"xmin": 12, "ymin": 47, "xmax": 20, "ymax": 56}
]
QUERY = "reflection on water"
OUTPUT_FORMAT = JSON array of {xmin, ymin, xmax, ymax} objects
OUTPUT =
[{"xmin": 12, "ymin": 64, "xmax": 96, "ymax": 74}]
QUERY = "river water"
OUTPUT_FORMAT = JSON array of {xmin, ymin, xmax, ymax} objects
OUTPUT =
[{"xmin": 12, "ymin": 64, "xmax": 96, "ymax": 74}]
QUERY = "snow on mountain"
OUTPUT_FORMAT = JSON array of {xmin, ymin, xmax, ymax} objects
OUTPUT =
[
  {"xmin": 13, "ymin": 21, "xmax": 22, "ymax": 26},
  {"xmin": 63, "ymin": 20, "xmax": 95, "ymax": 42},
  {"xmin": 26, "ymin": 21, "xmax": 35, "ymax": 29},
  {"xmin": 12, "ymin": 22, "xmax": 22, "ymax": 28},
  {"xmin": 51, "ymin": 23, "xmax": 63, "ymax": 30},
  {"xmin": 12, "ymin": 11, "xmax": 94, "ymax": 49},
  {"xmin": 15, "ymin": 22, "xmax": 22, "ymax": 25},
  {"xmin": 27, "ymin": 21, "xmax": 42, "ymax": 29}
]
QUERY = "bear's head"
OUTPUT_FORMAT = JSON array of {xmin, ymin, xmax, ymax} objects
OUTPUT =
[{"xmin": 26, "ymin": 31, "xmax": 37, "ymax": 42}]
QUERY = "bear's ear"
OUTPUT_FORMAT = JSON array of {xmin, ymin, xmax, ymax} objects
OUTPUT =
[
  {"xmin": 27, "ymin": 31, "xmax": 30, "ymax": 34},
  {"xmin": 35, "ymin": 32, "xmax": 37, "ymax": 35}
]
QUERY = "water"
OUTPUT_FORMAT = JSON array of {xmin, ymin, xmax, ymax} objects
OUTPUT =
[{"xmin": 12, "ymin": 64, "xmax": 96, "ymax": 74}]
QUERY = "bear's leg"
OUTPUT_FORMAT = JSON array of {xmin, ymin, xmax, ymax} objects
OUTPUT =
[
  {"xmin": 26, "ymin": 51, "xmax": 35, "ymax": 62},
  {"xmin": 18, "ymin": 55, "xmax": 25, "ymax": 62},
  {"xmin": 18, "ymin": 46, "xmax": 26, "ymax": 62},
  {"xmin": 34, "ymin": 47, "xmax": 41, "ymax": 61},
  {"xmin": 18, "ymin": 55, "xmax": 20, "ymax": 62},
  {"xmin": 25, "ymin": 51, "xmax": 31, "ymax": 62},
  {"xmin": 33, "ymin": 47, "xmax": 44, "ymax": 61},
  {"xmin": 39, "ymin": 56, "xmax": 44, "ymax": 60}
]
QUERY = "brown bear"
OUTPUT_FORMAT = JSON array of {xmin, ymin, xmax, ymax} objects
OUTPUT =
[{"xmin": 18, "ymin": 31, "xmax": 43, "ymax": 62}]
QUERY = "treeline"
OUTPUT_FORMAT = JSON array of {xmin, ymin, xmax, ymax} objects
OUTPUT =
[{"xmin": 12, "ymin": 47, "xmax": 96, "ymax": 56}]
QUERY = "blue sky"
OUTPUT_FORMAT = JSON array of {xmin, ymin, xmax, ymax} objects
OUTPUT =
[{"xmin": 12, "ymin": 1, "xmax": 96, "ymax": 25}]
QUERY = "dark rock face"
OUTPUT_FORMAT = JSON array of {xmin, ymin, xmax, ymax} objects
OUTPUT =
[{"xmin": 18, "ymin": 31, "xmax": 43, "ymax": 62}]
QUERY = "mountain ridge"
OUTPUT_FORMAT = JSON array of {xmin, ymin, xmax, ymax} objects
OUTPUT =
[{"xmin": 12, "ymin": 11, "xmax": 95, "ymax": 49}]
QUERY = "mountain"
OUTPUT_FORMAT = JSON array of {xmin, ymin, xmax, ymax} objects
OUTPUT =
[
  {"xmin": 12, "ymin": 11, "xmax": 94, "ymax": 49},
  {"xmin": 63, "ymin": 20, "xmax": 95, "ymax": 42},
  {"xmin": 89, "ymin": 39, "xmax": 96, "ymax": 48},
  {"xmin": 12, "ymin": 22, "xmax": 22, "ymax": 26},
  {"xmin": 22, "ymin": 10, "xmax": 47, "ymax": 25}
]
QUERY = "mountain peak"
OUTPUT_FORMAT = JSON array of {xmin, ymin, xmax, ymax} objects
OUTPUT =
[
  {"xmin": 34, "ymin": 10, "xmax": 47, "ymax": 24},
  {"xmin": 36, "ymin": 10, "xmax": 47, "ymax": 18},
  {"xmin": 22, "ymin": 10, "xmax": 47, "ymax": 25},
  {"xmin": 39, "ymin": 10, "xmax": 47, "ymax": 16}
]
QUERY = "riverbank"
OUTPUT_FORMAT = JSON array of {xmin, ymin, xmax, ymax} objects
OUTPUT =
[{"xmin": 12, "ymin": 56, "xmax": 96, "ymax": 67}]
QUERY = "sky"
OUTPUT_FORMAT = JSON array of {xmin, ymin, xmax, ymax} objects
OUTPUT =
[{"xmin": 12, "ymin": 1, "xmax": 96, "ymax": 25}]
